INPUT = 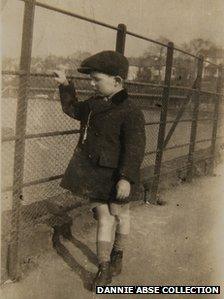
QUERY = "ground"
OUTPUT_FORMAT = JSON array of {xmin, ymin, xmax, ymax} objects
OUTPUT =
[{"xmin": 1, "ymin": 163, "xmax": 224, "ymax": 299}]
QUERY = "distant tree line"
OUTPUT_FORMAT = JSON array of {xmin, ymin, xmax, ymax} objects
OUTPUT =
[
  {"xmin": 128, "ymin": 37, "xmax": 224, "ymax": 84},
  {"xmin": 2, "ymin": 38, "xmax": 224, "ymax": 88}
]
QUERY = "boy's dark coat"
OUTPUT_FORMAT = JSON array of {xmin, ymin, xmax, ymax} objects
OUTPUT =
[{"xmin": 59, "ymin": 82, "xmax": 146, "ymax": 202}]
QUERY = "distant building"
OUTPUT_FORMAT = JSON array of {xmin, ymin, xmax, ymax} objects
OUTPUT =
[
  {"xmin": 203, "ymin": 62, "xmax": 218, "ymax": 78},
  {"xmin": 127, "ymin": 65, "xmax": 139, "ymax": 81}
]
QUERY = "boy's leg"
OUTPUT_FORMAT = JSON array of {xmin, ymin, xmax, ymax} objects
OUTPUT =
[
  {"xmin": 111, "ymin": 202, "xmax": 130, "ymax": 250},
  {"xmin": 109, "ymin": 202, "xmax": 130, "ymax": 276},
  {"xmin": 91, "ymin": 203, "xmax": 115, "ymax": 289},
  {"xmin": 96, "ymin": 204, "xmax": 115, "ymax": 263}
]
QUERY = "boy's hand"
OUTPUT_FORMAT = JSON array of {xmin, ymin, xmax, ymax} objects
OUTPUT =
[
  {"xmin": 116, "ymin": 179, "xmax": 131, "ymax": 200},
  {"xmin": 54, "ymin": 70, "xmax": 68, "ymax": 85}
]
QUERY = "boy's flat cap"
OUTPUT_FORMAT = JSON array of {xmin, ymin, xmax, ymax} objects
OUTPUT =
[{"xmin": 77, "ymin": 50, "xmax": 129, "ymax": 79}]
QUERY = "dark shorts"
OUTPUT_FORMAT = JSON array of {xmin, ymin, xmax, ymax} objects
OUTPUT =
[{"xmin": 60, "ymin": 148, "xmax": 141, "ymax": 203}]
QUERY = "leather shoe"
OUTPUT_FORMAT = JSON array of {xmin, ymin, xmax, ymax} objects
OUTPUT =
[{"xmin": 91, "ymin": 262, "xmax": 112, "ymax": 291}]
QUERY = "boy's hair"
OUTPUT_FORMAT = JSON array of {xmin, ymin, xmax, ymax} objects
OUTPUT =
[{"xmin": 78, "ymin": 50, "xmax": 129, "ymax": 79}]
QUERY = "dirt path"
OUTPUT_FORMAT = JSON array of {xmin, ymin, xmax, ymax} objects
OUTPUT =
[{"xmin": 1, "ymin": 164, "xmax": 224, "ymax": 299}]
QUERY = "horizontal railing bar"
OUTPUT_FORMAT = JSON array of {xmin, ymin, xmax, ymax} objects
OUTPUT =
[
  {"xmin": 2, "ymin": 71, "xmax": 164, "ymax": 89},
  {"xmin": 19, "ymin": 0, "xmax": 118, "ymax": 30},
  {"xmin": 1, "ymin": 136, "xmax": 16, "ymax": 142},
  {"xmin": 145, "ymin": 118, "xmax": 213, "ymax": 126},
  {"xmin": 204, "ymin": 59, "xmax": 220, "ymax": 68},
  {"xmin": 145, "ymin": 120, "xmax": 191, "ymax": 126},
  {"xmin": 164, "ymin": 138, "xmax": 213, "ymax": 151},
  {"xmin": 2, "ymin": 71, "xmax": 166, "ymax": 88},
  {"xmin": 2, "ymin": 70, "xmax": 26, "ymax": 76},
  {"xmin": 144, "ymin": 150, "xmax": 157, "ymax": 156},
  {"xmin": 4, "ymin": 86, "xmax": 221, "ymax": 99},
  {"xmin": 197, "ymin": 118, "xmax": 214, "ymax": 122},
  {"xmin": 145, "ymin": 121, "xmax": 160, "ymax": 126},
  {"xmin": 200, "ymin": 90, "xmax": 220, "ymax": 96},
  {"xmin": 23, "ymin": 174, "xmax": 63, "ymax": 187},
  {"xmin": 126, "ymin": 80, "xmax": 166, "ymax": 88},
  {"xmin": 129, "ymin": 93, "xmax": 187, "ymax": 99},
  {"xmin": 2, "ymin": 174, "xmax": 63, "ymax": 192},
  {"xmin": 27, "ymin": 88, "xmax": 188, "ymax": 100},
  {"xmin": 170, "ymin": 85, "xmax": 195, "ymax": 92},
  {"xmin": 126, "ymin": 30, "xmax": 168, "ymax": 47},
  {"xmin": 2, "ymin": 71, "xmax": 222, "ymax": 96},
  {"xmin": 2, "ymin": 129, "xmax": 80, "ymax": 142},
  {"xmin": 26, "ymin": 90, "xmax": 185, "ymax": 100},
  {"xmin": 4, "ymin": 85, "xmax": 218, "ymax": 99},
  {"xmin": 30, "ymin": 73, "xmax": 92, "ymax": 81},
  {"xmin": 170, "ymin": 85, "xmax": 220, "ymax": 96},
  {"xmin": 173, "ymin": 46, "xmax": 200, "ymax": 59},
  {"xmin": 145, "ymin": 138, "xmax": 213, "ymax": 156},
  {"xmin": 25, "ymin": 130, "xmax": 80, "ymax": 139},
  {"xmin": 164, "ymin": 143, "xmax": 190, "ymax": 151},
  {"xmin": 27, "ymin": 87, "xmax": 93, "ymax": 94},
  {"xmin": 166, "ymin": 107, "xmax": 216, "ymax": 113},
  {"xmin": 195, "ymin": 138, "xmax": 212, "ymax": 143},
  {"xmin": 2, "ymin": 70, "xmax": 92, "ymax": 81}
]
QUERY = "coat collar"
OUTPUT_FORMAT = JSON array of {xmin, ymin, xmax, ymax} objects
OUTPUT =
[
  {"xmin": 110, "ymin": 88, "xmax": 128, "ymax": 104},
  {"xmin": 89, "ymin": 89, "xmax": 128, "ymax": 116}
]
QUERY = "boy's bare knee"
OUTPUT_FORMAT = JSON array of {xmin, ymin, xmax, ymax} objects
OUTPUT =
[
  {"xmin": 116, "ymin": 213, "xmax": 130, "ymax": 234},
  {"xmin": 116, "ymin": 213, "xmax": 129, "ymax": 224}
]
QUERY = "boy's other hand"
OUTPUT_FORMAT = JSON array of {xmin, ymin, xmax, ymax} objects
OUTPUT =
[
  {"xmin": 54, "ymin": 70, "xmax": 68, "ymax": 85},
  {"xmin": 116, "ymin": 179, "xmax": 131, "ymax": 200}
]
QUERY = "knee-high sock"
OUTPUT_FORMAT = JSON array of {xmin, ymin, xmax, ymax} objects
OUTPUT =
[
  {"xmin": 97, "ymin": 241, "xmax": 112, "ymax": 263},
  {"xmin": 113, "ymin": 231, "xmax": 129, "ymax": 252}
]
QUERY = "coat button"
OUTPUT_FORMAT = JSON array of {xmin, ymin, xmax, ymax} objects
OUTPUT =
[
  {"xmin": 95, "ymin": 132, "xmax": 99, "ymax": 136},
  {"xmin": 88, "ymin": 154, "xmax": 92, "ymax": 159}
]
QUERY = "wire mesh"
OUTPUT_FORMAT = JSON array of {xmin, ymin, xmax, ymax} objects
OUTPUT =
[{"xmin": 126, "ymin": 78, "xmax": 162, "ymax": 169}]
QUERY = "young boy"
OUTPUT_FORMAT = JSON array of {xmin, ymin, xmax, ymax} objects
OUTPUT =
[{"xmin": 55, "ymin": 50, "xmax": 146, "ymax": 289}]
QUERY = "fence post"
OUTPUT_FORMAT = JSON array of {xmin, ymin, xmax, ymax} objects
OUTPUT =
[
  {"xmin": 8, "ymin": 0, "xmax": 36, "ymax": 281},
  {"xmin": 150, "ymin": 42, "xmax": 174, "ymax": 204},
  {"xmin": 115, "ymin": 23, "xmax": 126, "ymax": 54},
  {"xmin": 208, "ymin": 65, "xmax": 223, "ymax": 174},
  {"xmin": 186, "ymin": 56, "xmax": 204, "ymax": 182}
]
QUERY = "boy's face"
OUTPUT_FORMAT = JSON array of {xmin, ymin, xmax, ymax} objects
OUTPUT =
[{"xmin": 90, "ymin": 72, "xmax": 120, "ymax": 97}]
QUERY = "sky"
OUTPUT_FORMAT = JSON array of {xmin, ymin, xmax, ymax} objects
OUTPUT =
[{"xmin": 2, "ymin": 0, "xmax": 224, "ymax": 59}]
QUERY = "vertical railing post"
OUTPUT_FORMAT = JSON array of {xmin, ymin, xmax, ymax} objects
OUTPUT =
[
  {"xmin": 186, "ymin": 56, "xmax": 204, "ymax": 182},
  {"xmin": 150, "ymin": 42, "xmax": 174, "ymax": 204},
  {"xmin": 115, "ymin": 23, "xmax": 127, "ymax": 54},
  {"xmin": 8, "ymin": 0, "xmax": 36, "ymax": 281},
  {"xmin": 208, "ymin": 65, "xmax": 223, "ymax": 174}
]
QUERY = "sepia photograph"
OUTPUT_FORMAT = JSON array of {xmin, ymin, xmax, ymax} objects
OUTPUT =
[{"xmin": 1, "ymin": 0, "xmax": 224, "ymax": 298}]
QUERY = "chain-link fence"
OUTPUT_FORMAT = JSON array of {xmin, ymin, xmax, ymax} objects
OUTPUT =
[{"xmin": 1, "ymin": 0, "xmax": 224, "ymax": 283}]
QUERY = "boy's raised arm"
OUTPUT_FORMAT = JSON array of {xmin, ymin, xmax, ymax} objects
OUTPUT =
[{"xmin": 55, "ymin": 70, "xmax": 86, "ymax": 121}]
